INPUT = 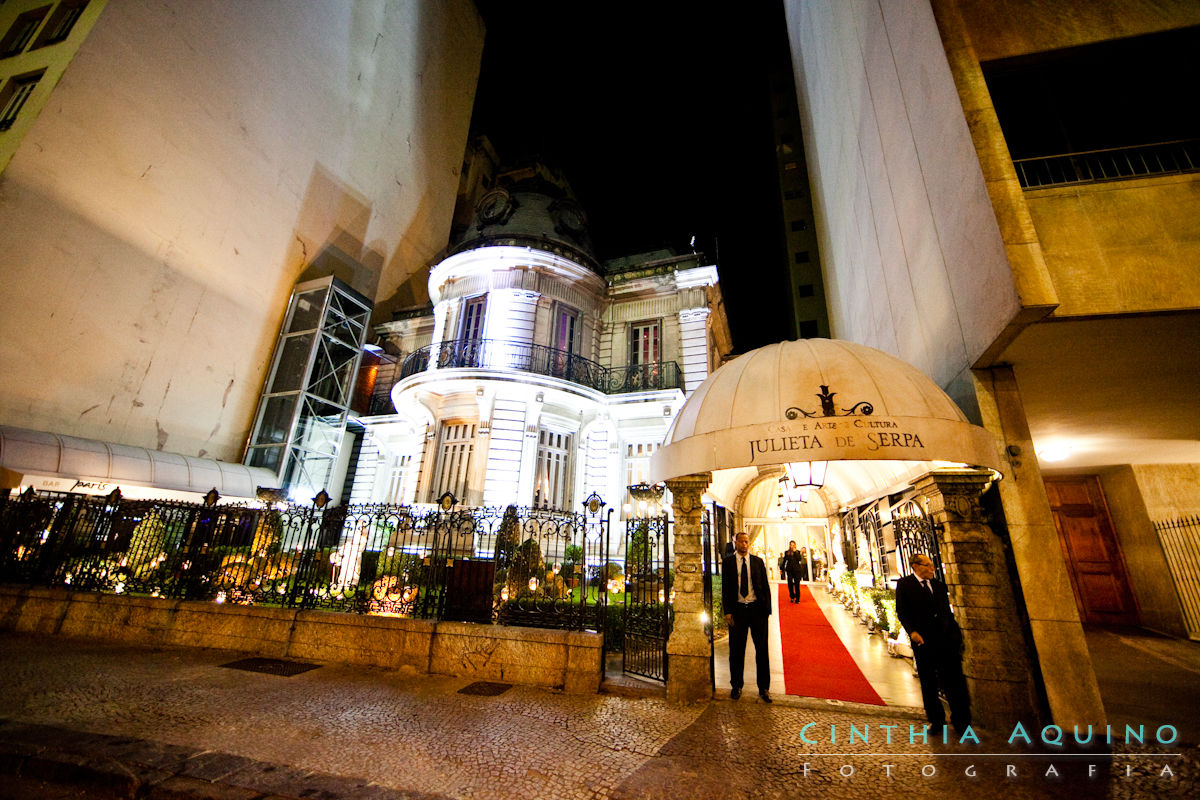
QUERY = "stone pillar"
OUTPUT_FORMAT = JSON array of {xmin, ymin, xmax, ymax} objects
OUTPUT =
[
  {"xmin": 974, "ymin": 366, "xmax": 1105, "ymax": 729},
  {"xmin": 664, "ymin": 472, "xmax": 712, "ymax": 704},
  {"xmin": 912, "ymin": 470, "xmax": 1038, "ymax": 732}
]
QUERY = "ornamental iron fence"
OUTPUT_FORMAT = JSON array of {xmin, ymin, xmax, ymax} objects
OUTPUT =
[
  {"xmin": 399, "ymin": 338, "xmax": 682, "ymax": 395},
  {"xmin": 0, "ymin": 488, "xmax": 614, "ymax": 633},
  {"xmin": 621, "ymin": 514, "xmax": 672, "ymax": 681}
]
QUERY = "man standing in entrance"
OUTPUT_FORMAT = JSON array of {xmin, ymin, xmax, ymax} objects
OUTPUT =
[
  {"xmin": 895, "ymin": 553, "xmax": 971, "ymax": 735},
  {"xmin": 782, "ymin": 540, "xmax": 805, "ymax": 603},
  {"xmin": 722, "ymin": 531, "xmax": 772, "ymax": 702}
]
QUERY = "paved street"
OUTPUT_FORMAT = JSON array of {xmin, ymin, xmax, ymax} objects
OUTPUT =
[{"xmin": 0, "ymin": 632, "xmax": 1196, "ymax": 799}]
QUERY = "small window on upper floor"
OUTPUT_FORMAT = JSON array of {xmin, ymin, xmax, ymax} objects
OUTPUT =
[
  {"xmin": 799, "ymin": 320, "xmax": 820, "ymax": 339},
  {"xmin": 0, "ymin": 6, "xmax": 51, "ymax": 58},
  {"xmin": 31, "ymin": 0, "xmax": 88, "ymax": 49},
  {"xmin": 629, "ymin": 319, "xmax": 661, "ymax": 366},
  {"xmin": 553, "ymin": 303, "xmax": 580, "ymax": 354},
  {"xmin": 794, "ymin": 250, "xmax": 810, "ymax": 264},
  {"xmin": 790, "ymin": 219, "xmax": 807, "ymax": 232},
  {"xmin": 797, "ymin": 284, "xmax": 815, "ymax": 298},
  {"xmin": 459, "ymin": 295, "xmax": 486, "ymax": 343},
  {"xmin": 0, "ymin": 69, "xmax": 44, "ymax": 131}
]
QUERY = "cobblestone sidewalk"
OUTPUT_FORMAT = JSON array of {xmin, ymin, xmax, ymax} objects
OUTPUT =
[{"xmin": 0, "ymin": 633, "xmax": 1194, "ymax": 799}]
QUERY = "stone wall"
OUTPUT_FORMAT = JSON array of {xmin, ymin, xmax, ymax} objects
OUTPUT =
[
  {"xmin": 1026, "ymin": 176, "xmax": 1200, "ymax": 316},
  {"xmin": 0, "ymin": 586, "xmax": 602, "ymax": 694}
]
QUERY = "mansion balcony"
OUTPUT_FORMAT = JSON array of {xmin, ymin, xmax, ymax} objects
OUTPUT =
[{"xmin": 399, "ymin": 338, "xmax": 681, "ymax": 396}]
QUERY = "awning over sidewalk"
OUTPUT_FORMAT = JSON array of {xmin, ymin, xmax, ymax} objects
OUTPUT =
[
  {"xmin": 0, "ymin": 424, "xmax": 277, "ymax": 501},
  {"xmin": 649, "ymin": 339, "xmax": 1004, "ymax": 486}
]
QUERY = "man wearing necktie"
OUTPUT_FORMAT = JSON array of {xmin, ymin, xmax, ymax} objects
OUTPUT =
[
  {"xmin": 895, "ymin": 553, "xmax": 971, "ymax": 736},
  {"xmin": 721, "ymin": 531, "xmax": 773, "ymax": 702}
]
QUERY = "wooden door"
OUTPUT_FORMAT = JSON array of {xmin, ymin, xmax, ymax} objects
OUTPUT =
[{"xmin": 1045, "ymin": 476, "xmax": 1139, "ymax": 625}]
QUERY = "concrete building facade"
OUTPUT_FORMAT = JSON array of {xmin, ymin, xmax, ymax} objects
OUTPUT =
[{"xmin": 0, "ymin": 0, "xmax": 485, "ymax": 498}]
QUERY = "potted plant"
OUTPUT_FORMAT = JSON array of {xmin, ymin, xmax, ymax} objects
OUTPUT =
[{"xmin": 561, "ymin": 543, "xmax": 583, "ymax": 590}]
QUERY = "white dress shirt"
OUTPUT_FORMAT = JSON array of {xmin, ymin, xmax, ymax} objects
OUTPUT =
[{"xmin": 737, "ymin": 554, "xmax": 757, "ymax": 604}]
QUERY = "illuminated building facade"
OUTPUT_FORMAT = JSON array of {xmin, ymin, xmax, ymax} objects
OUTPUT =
[
  {"xmin": 345, "ymin": 160, "xmax": 732, "ymax": 515},
  {"xmin": 764, "ymin": 0, "xmax": 1200, "ymax": 724}
]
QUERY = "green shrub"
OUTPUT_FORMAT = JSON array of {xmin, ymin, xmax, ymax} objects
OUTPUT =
[
  {"xmin": 604, "ymin": 603, "xmax": 624, "ymax": 652},
  {"xmin": 711, "ymin": 574, "xmax": 726, "ymax": 637},
  {"xmin": 359, "ymin": 550, "xmax": 381, "ymax": 584}
]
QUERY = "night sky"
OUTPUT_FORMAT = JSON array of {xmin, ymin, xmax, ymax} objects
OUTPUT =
[{"xmin": 470, "ymin": 1, "xmax": 796, "ymax": 352}]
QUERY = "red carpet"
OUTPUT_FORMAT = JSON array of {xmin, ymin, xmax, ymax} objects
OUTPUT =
[{"xmin": 777, "ymin": 584, "xmax": 885, "ymax": 705}]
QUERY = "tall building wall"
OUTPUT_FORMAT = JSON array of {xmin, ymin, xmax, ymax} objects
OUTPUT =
[
  {"xmin": 0, "ymin": 0, "xmax": 484, "ymax": 462},
  {"xmin": 782, "ymin": 0, "xmax": 1022, "ymax": 416}
]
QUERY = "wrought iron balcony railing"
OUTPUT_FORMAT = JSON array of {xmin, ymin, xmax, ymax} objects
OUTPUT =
[
  {"xmin": 399, "ymin": 339, "xmax": 682, "ymax": 394},
  {"xmin": 1013, "ymin": 138, "xmax": 1199, "ymax": 189}
]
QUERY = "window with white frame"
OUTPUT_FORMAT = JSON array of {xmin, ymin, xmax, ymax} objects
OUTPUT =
[
  {"xmin": 535, "ymin": 428, "xmax": 573, "ymax": 510},
  {"xmin": 625, "ymin": 441, "xmax": 659, "ymax": 504},
  {"xmin": 386, "ymin": 453, "xmax": 412, "ymax": 505},
  {"xmin": 550, "ymin": 303, "xmax": 579, "ymax": 379},
  {"xmin": 629, "ymin": 320, "xmax": 661, "ymax": 366},
  {"xmin": 628, "ymin": 319, "xmax": 665, "ymax": 390},
  {"xmin": 432, "ymin": 422, "xmax": 475, "ymax": 503},
  {"xmin": 553, "ymin": 304, "xmax": 579, "ymax": 353},
  {"xmin": 460, "ymin": 295, "xmax": 486, "ymax": 342}
]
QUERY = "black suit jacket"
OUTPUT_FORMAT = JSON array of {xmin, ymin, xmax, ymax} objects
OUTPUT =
[
  {"xmin": 722, "ymin": 553, "xmax": 772, "ymax": 617},
  {"xmin": 895, "ymin": 573, "xmax": 960, "ymax": 648}
]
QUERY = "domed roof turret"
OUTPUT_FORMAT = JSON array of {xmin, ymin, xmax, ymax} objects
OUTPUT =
[{"xmin": 451, "ymin": 161, "xmax": 599, "ymax": 272}]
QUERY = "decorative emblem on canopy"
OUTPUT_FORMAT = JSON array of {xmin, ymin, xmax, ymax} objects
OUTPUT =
[{"xmin": 785, "ymin": 384, "xmax": 874, "ymax": 419}]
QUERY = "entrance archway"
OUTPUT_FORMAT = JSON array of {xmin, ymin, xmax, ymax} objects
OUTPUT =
[{"xmin": 652, "ymin": 339, "xmax": 1056, "ymax": 730}]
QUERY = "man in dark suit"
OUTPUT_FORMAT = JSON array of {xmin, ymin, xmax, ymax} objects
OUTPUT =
[
  {"xmin": 722, "ymin": 531, "xmax": 772, "ymax": 702},
  {"xmin": 895, "ymin": 553, "xmax": 971, "ymax": 735},
  {"xmin": 781, "ymin": 540, "xmax": 805, "ymax": 603}
]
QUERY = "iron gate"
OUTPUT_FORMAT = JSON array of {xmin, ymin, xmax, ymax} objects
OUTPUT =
[
  {"xmin": 893, "ymin": 502, "xmax": 943, "ymax": 581},
  {"xmin": 622, "ymin": 514, "xmax": 671, "ymax": 681}
]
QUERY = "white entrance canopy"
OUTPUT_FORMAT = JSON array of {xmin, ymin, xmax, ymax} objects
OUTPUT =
[
  {"xmin": 0, "ymin": 425, "xmax": 278, "ymax": 502},
  {"xmin": 649, "ymin": 339, "xmax": 1004, "ymax": 498}
]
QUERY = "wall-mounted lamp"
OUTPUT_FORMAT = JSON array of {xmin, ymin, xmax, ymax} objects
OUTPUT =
[{"xmin": 1035, "ymin": 443, "xmax": 1072, "ymax": 463}]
